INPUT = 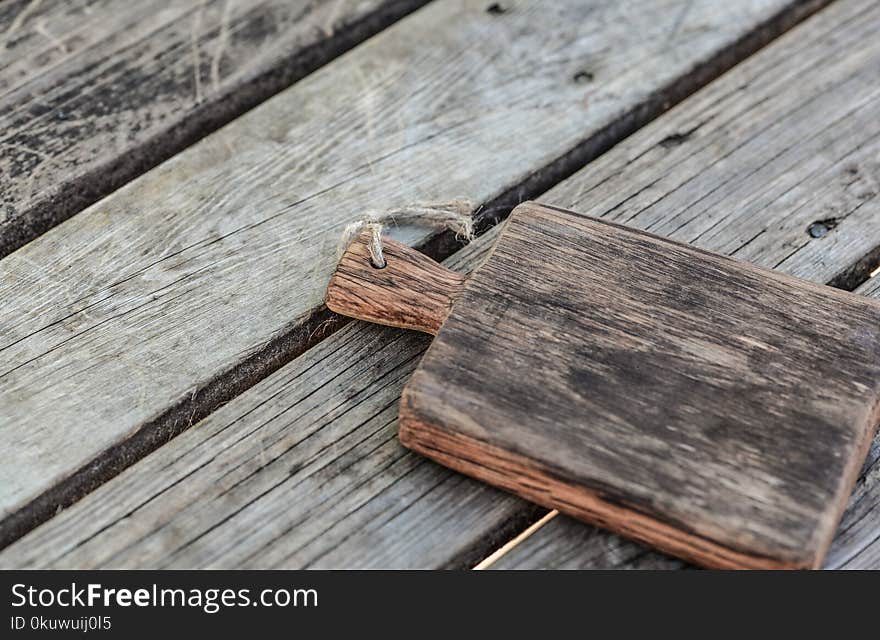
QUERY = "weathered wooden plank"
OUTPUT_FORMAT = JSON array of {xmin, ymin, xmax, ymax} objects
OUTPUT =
[
  {"xmin": 0, "ymin": 0, "xmax": 823, "ymax": 548},
  {"xmin": 0, "ymin": 0, "xmax": 428, "ymax": 257},
  {"xmin": 3, "ymin": 0, "xmax": 878, "ymax": 569}
]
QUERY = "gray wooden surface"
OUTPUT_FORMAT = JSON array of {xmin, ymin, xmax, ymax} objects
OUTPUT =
[
  {"xmin": 0, "ymin": 0, "xmax": 820, "ymax": 550},
  {"xmin": 0, "ymin": 0, "xmax": 427, "ymax": 257},
  {"xmin": 3, "ymin": 0, "xmax": 878, "ymax": 569}
]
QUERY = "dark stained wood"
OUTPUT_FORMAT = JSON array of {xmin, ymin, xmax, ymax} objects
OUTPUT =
[
  {"xmin": 0, "ymin": 0, "xmax": 426, "ymax": 257},
  {"xmin": 398, "ymin": 202, "xmax": 880, "ymax": 570},
  {"xmin": 326, "ymin": 231, "xmax": 466, "ymax": 335}
]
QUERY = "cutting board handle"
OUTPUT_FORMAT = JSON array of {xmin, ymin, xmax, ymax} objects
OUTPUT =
[{"xmin": 325, "ymin": 230, "xmax": 466, "ymax": 335}]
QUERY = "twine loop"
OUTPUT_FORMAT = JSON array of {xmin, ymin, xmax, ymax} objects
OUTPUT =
[{"xmin": 338, "ymin": 200, "xmax": 476, "ymax": 268}]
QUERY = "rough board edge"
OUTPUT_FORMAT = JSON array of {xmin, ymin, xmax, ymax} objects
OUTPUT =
[{"xmin": 398, "ymin": 407, "xmax": 803, "ymax": 569}]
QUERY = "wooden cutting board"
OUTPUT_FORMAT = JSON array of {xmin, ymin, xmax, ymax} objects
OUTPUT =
[{"xmin": 325, "ymin": 202, "xmax": 880, "ymax": 569}]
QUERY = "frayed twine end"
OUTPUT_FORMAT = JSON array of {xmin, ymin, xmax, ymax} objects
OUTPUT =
[{"xmin": 338, "ymin": 199, "xmax": 476, "ymax": 268}]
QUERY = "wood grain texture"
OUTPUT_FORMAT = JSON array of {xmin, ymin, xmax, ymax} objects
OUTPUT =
[
  {"xmin": 400, "ymin": 203, "xmax": 880, "ymax": 569},
  {"xmin": 0, "ymin": 0, "xmax": 428, "ymax": 257},
  {"xmin": 0, "ymin": 0, "xmax": 821, "ymax": 548},
  {"xmin": 326, "ymin": 232, "xmax": 465, "ymax": 335}
]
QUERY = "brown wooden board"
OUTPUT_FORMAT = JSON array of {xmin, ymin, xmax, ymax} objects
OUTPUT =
[{"xmin": 329, "ymin": 202, "xmax": 880, "ymax": 569}]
